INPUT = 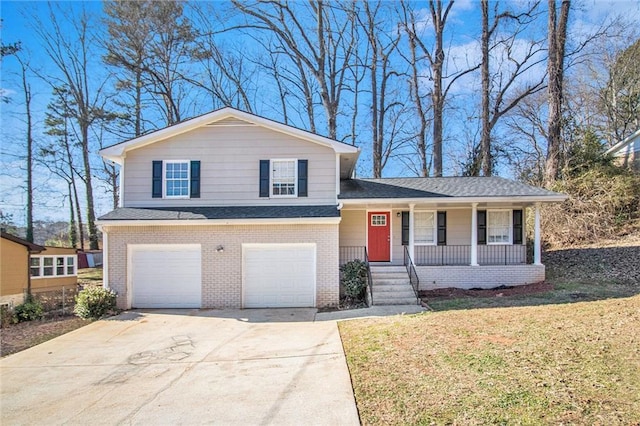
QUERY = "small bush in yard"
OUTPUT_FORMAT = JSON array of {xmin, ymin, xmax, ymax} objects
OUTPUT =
[
  {"xmin": 74, "ymin": 286, "xmax": 117, "ymax": 320},
  {"xmin": 14, "ymin": 299, "xmax": 44, "ymax": 322},
  {"xmin": 0, "ymin": 305, "xmax": 18, "ymax": 327},
  {"xmin": 340, "ymin": 260, "xmax": 368, "ymax": 300}
]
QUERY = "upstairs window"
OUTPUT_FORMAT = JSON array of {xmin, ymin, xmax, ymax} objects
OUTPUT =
[
  {"xmin": 152, "ymin": 160, "xmax": 200, "ymax": 199},
  {"xmin": 165, "ymin": 161, "xmax": 190, "ymax": 198},
  {"xmin": 271, "ymin": 159, "xmax": 297, "ymax": 197}
]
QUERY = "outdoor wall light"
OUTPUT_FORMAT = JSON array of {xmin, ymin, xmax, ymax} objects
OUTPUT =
[{"xmin": 216, "ymin": 245, "xmax": 224, "ymax": 253}]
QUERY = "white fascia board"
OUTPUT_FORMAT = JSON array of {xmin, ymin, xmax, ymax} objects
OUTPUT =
[
  {"xmin": 605, "ymin": 128, "xmax": 640, "ymax": 155},
  {"xmin": 99, "ymin": 107, "xmax": 359, "ymax": 163},
  {"xmin": 97, "ymin": 217, "xmax": 341, "ymax": 227},
  {"xmin": 340, "ymin": 195, "xmax": 568, "ymax": 205}
]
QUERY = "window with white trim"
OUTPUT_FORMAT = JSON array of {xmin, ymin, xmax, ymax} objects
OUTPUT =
[
  {"xmin": 30, "ymin": 255, "xmax": 77, "ymax": 278},
  {"xmin": 414, "ymin": 211, "xmax": 436, "ymax": 245},
  {"xmin": 370, "ymin": 214, "xmax": 387, "ymax": 226},
  {"xmin": 43, "ymin": 257, "xmax": 54, "ymax": 276},
  {"xmin": 164, "ymin": 161, "xmax": 190, "ymax": 198},
  {"xmin": 487, "ymin": 210, "xmax": 511, "ymax": 244},
  {"xmin": 30, "ymin": 257, "xmax": 40, "ymax": 277},
  {"xmin": 271, "ymin": 159, "xmax": 297, "ymax": 196}
]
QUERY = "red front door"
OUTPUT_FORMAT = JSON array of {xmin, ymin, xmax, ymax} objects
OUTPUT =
[{"xmin": 368, "ymin": 212, "xmax": 390, "ymax": 262}]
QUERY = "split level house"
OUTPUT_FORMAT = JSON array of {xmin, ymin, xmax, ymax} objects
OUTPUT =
[{"xmin": 98, "ymin": 107, "xmax": 566, "ymax": 310}]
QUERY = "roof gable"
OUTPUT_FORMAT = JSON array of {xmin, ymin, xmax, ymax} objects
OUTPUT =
[
  {"xmin": 1, "ymin": 231, "xmax": 44, "ymax": 252},
  {"xmin": 100, "ymin": 107, "xmax": 360, "ymax": 164}
]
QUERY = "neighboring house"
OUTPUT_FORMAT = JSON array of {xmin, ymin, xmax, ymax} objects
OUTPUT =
[
  {"xmin": 29, "ymin": 246, "xmax": 79, "ymax": 294},
  {"xmin": 0, "ymin": 231, "xmax": 79, "ymax": 307},
  {"xmin": 1, "ymin": 231, "xmax": 44, "ymax": 307},
  {"xmin": 98, "ymin": 107, "xmax": 566, "ymax": 310},
  {"xmin": 606, "ymin": 129, "xmax": 640, "ymax": 172}
]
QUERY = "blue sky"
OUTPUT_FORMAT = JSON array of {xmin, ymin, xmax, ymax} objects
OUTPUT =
[{"xmin": 1, "ymin": 0, "xmax": 639, "ymax": 228}]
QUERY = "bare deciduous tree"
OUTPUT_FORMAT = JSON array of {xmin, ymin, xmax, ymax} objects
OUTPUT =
[
  {"xmin": 232, "ymin": 0, "xmax": 356, "ymax": 140},
  {"xmin": 545, "ymin": 0, "xmax": 570, "ymax": 185}
]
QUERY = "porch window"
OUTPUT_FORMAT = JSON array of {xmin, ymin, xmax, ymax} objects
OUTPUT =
[
  {"xmin": 66, "ymin": 256, "xmax": 75, "ymax": 275},
  {"xmin": 487, "ymin": 210, "xmax": 511, "ymax": 244},
  {"xmin": 414, "ymin": 211, "xmax": 436, "ymax": 244}
]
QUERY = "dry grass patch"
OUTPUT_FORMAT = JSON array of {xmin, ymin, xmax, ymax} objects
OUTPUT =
[
  {"xmin": 340, "ymin": 296, "xmax": 640, "ymax": 425},
  {"xmin": 1, "ymin": 316, "xmax": 91, "ymax": 357}
]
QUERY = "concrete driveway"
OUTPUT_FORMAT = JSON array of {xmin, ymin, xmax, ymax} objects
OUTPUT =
[{"xmin": 0, "ymin": 309, "xmax": 360, "ymax": 425}]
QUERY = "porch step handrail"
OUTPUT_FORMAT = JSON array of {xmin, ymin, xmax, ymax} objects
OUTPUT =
[
  {"xmin": 364, "ymin": 247, "xmax": 373, "ymax": 306},
  {"xmin": 403, "ymin": 246, "xmax": 420, "ymax": 305}
]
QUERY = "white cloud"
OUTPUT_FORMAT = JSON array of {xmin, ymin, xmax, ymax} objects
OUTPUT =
[{"xmin": 0, "ymin": 88, "xmax": 16, "ymax": 99}]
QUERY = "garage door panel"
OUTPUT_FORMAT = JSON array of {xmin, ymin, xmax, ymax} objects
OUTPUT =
[
  {"xmin": 130, "ymin": 244, "xmax": 201, "ymax": 309},
  {"xmin": 243, "ymin": 244, "xmax": 316, "ymax": 308}
]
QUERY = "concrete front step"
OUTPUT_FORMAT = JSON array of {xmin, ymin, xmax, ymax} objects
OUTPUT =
[
  {"xmin": 369, "ymin": 265, "xmax": 418, "ymax": 306},
  {"xmin": 372, "ymin": 283, "xmax": 414, "ymax": 292},
  {"xmin": 371, "ymin": 273, "xmax": 410, "ymax": 280},
  {"xmin": 373, "ymin": 298, "xmax": 418, "ymax": 305},
  {"xmin": 371, "ymin": 278, "xmax": 411, "ymax": 286},
  {"xmin": 370, "ymin": 266, "xmax": 407, "ymax": 273}
]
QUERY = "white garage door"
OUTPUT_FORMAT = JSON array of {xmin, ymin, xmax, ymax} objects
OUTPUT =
[
  {"xmin": 243, "ymin": 244, "xmax": 316, "ymax": 308},
  {"xmin": 130, "ymin": 244, "xmax": 201, "ymax": 308}
]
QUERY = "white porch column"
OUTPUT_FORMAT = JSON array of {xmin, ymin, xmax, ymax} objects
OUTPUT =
[
  {"xmin": 470, "ymin": 202, "xmax": 479, "ymax": 266},
  {"xmin": 534, "ymin": 202, "xmax": 542, "ymax": 265},
  {"xmin": 409, "ymin": 203, "xmax": 415, "ymax": 261}
]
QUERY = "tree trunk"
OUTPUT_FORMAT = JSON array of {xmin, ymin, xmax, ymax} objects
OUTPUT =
[
  {"xmin": 545, "ymin": 0, "xmax": 570, "ymax": 185},
  {"xmin": 68, "ymin": 182, "xmax": 78, "ymax": 248},
  {"xmin": 480, "ymin": 0, "xmax": 491, "ymax": 176},
  {"xmin": 21, "ymin": 62, "xmax": 34, "ymax": 243},
  {"xmin": 81, "ymin": 123, "xmax": 99, "ymax": 250}
]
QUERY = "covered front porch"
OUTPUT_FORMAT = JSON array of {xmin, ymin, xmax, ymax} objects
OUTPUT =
[{"xmin": 339, "ymin": 202, "xmax": 545, "ymax": 291}]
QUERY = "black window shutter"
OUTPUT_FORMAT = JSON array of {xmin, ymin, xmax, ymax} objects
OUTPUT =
[
  {"xmin": 298, "ymin": 159, "xmax": 308, "ymax": 197},
  {"xmin": 259, "ymin": 160, "xmax": 270, "ymax": 197},
  {"xmin": 152, "ymin": 161, "xmax": 163, "ymax": 198},
  {"xmin": 477, "ymin": 210, "xmax": 487, "ymax": 245},
  {"xmin": 401, "ymin": 212, "xmax": 409, "ymax": 246},
  {"xmin": 190, "ymin": 161, "xmax": 201, "ymax": 198},
  {"xmin": 513, "ymin": 209, "xmax": 523, "ymax": 245},
  {"xmin": 437, "ymin": 211, "xmax": 447, "ymax": 246}
]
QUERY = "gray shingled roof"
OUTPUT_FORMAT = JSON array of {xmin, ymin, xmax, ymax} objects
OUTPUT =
[
  {"xmin": 98, "ymin": 205, "xmax": 340, "ymax": 221},
  {"xmin": 339, "ymin": 177, "xmax": 562, "ymax": 199}
]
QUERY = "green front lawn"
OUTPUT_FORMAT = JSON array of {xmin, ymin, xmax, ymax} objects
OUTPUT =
[{"xmin": 340, "ymin": 295, "xmax": 640, "ymax": 424}]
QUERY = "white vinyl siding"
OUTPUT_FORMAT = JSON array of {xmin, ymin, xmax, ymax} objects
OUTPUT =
[
  {"xmin": 414, "ymin": 211, "xmax": 436, "ymax": 245},
  {"xmin": 487, "ymin": 210, "xmax": 511, "ymax": 244},
  {"xmin": 123, "ymin": 124, "xmax": 336, "ymax": 207}
]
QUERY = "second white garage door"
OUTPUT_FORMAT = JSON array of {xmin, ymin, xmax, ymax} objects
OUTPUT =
[
  {"xmin": 242, "ymin": 243, "xmax": 316, "ymax": 308},
  {"xmin": 129, "ymin": 244, "xmax": 202, "ymax": 309}
]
